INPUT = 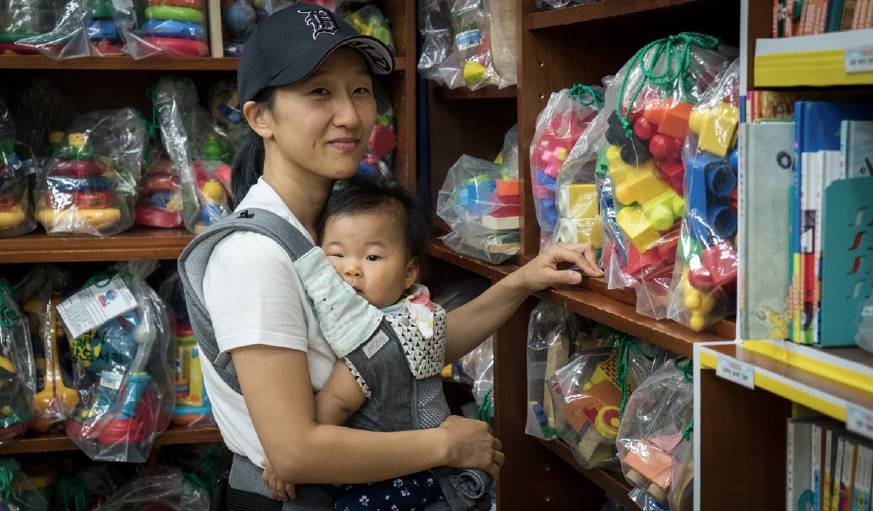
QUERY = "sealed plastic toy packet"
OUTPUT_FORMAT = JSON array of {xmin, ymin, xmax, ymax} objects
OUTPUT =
[
  {"xmin": 0, "ymin": 0, "xmax": 58, "ymax": 55},
  {"xmin": 358, "ymin": 80, "xmax": 396, "ymax": 179},
  {"xmin": 56, "ymin": 464, "xmax": 124, "ymax": 511},
  {"xmin": 0, "ymin": 280, "xmax": 36, "ymax": 444},
  {"xmin": 0, "ymin": 458, "xmax": 49, "ymax": 511},
  {"xmin": 0, "ymin": 96, "xmax": 37, "ymax": 238},
  {"xmin": 547, "ymin": 333, "xmax": 668, "ymax": 469},
  {"xmin": 417, "ymin": 0, "xmax": 512, "ymax": 90},
  {"xmin": 344, "ymin": 4, "xmax": 393, "ymax": 52},
  {"xmin": 136, "ymin": 155, "xmax": 183, "ymax": 229},
  {"xmin": 668, "ymin": 437, "xmax": 694, "ymax": 511},
  {"xmin": 486, "ymin": 0, "xmax": 517, "ymax": 86},
  {"xmin": 617, "ymin": 358, "xmax": 694, "ymax": 505},
  {"xmin": 159, "ymin": 271, "xmax": 213, "ymax": 428},
  {"xmin": 99, "ymin": 467, "xmax": 210, "ymax": 511},
  {"xmin": 532, "ymin": 84, "xmax": 604, "ymax": 249},
  {"xmin": 666, "ymin": 59, "xmax": 741, "ymax": 331},
  {"xmin": 15, "ymin": 0, "xmax": 93, "ymax": 59},
  {"xmin": 437, "ymin": 126, "xmax": 520, "ymax": 264},
  {"xmin": 114, "ymin": 0, "xmax": 210, "ymax": 59},
  {"xmin": 525, "ymin": 301, "xmax": 584, "ymax": 441},
  {"xmin": 15, "ymin": 266, "xmax": 77, "ymax": 434},
  {"xmin": 208, "ymin": 79, "xmax": 246, "ymax": 158},
  {"xmin": 60, "ymin": 261, "xmax": 175, "ymax": 463},
  {"xmin": 152, "ymin": 77, "xmax": 232, "ymax": 234},
  {"xmin": 35, "ymin": 108, "xmax": 147, "ymax": 236}
]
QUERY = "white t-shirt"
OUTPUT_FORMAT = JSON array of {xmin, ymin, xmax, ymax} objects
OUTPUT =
[{"xmin": 201, "ymin": 177, "xmax": 336, "ymax": 465}]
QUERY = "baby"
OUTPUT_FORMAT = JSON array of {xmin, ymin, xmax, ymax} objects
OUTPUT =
[{"xmin": 263, "ymin": 176, "xmax": 602, "ymax": 511}]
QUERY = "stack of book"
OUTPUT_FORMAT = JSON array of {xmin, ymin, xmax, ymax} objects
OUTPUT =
[{"xmin": 773, "ymin": 0, "xmax": 873, "ymax": 36}]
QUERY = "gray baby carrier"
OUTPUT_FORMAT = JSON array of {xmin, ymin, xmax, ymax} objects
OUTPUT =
[{"xmin": 178, "ymin": 208, "xmax": 490, "ymax": 511}]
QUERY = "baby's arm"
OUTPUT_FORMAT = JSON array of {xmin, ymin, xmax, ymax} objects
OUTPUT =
[{"xmin": 317, "ymin": 361, "xmax": 367, "ymax": 425}]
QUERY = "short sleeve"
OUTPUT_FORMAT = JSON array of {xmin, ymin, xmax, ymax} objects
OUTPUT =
[{"xmin": 203, "ymin": 232, "xmax": 310, "ymax": 354}]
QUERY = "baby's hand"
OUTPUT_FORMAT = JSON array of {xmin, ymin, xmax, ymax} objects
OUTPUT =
[
  {"xmin": 513, "ymin": 243, "xmax": 603, "ymax": 293},
  {"xmin": 260, "ymin": 459, "xmax": 297, "ymax": 502}
]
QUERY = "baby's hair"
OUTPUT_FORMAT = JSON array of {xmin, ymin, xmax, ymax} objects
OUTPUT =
[{"xmin": 319, "ymin": 176, "xmax": 427, "ymax": 262}]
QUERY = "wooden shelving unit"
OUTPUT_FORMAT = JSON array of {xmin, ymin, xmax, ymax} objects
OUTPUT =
[
  {"xmin": 0, "ymin": 227, "xmax": 194, "ymax": 263},
  {"xmin": 0, "ymin": 55, "xmax": 407, "ymax": 72},
  {"xmin": 0, "ymin": 425, "xmax": 222, "ymax": 455},
  {"xmin": 425, "ymin": 0, "xmax": 741, "ymax": 509}
]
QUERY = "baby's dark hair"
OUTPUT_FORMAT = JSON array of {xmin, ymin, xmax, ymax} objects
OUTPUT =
[{"xmin": 319, "ymin": 176, "xmax": 427, "ymax": 262}]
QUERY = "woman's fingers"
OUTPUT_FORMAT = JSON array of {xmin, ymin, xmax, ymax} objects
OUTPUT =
[
  {"xmin": 285, "ymin": 483, "xmax": 297, "ymax": 500},
  {"xmin": 555, "ymin": 243, "xmax": 603, "ymax": 277}
]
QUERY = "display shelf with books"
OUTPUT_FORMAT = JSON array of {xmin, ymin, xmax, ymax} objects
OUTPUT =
[{"xmin": 755, "ymin": 29, "xmax": 873, "ymax": 87}]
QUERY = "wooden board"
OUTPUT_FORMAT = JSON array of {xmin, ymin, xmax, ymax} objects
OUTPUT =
[
  {"xmin": 0, "ymin": 228, "xmax": 194, "ymax": 263},
  {"xmin": 0, "ymin": 425, "xmax": 222, "ymax": 455}
]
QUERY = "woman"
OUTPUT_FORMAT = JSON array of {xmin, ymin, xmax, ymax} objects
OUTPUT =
[{"xmin": 180, "ymin": 5, "xmax": 602, "ymax": 510}]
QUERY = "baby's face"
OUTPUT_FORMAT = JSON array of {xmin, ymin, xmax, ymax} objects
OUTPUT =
[{"xmin": 321, "ymin": 211, "xmax": 418, "ymax": 309}]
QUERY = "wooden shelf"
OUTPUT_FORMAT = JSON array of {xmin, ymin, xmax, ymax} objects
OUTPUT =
[
  {"xmin": 0, "ymin": 227, "xmax": 194, "ymax": 263},
  {"xmin": 426, "ymin": 239, "xmax": 516, "ymax": 280},
  {"xmin": 525, "ymin": 0, "xmax": 701, "ymax": 30},
  {"xmin": 437, "ymin": 85, "xmax": 518, "ymax": 100},
  {"xmin": 0, "ymin": 425, "xmax": 222, "ymax": 455},
  {"xmin": 537, "ymin": 438, "xmax": 636, "ymax": 509},
  {"xmin": 0, "ymin": 55, "xmax": 406, "ymax": 72},
  {"xmin": 699, "ymin": 342, "xmax": 873, "ymax": 424}
]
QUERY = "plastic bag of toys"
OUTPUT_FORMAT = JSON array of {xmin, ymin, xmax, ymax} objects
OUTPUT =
[
  {"xmin": 15, "ymin": 0, "xmax": 92, "ymax": 59},
  {"xmin": 530, "ymin": 85, "xmax": 603, "ymax": 249},
  {"xmin": 668, "ymin": 438, "xmax": 694, "ymax": 511},
  {"xmin": 344, "ymin": 4, "xmax": 393, "ymax": 52},
  {"xmin": 15, "ymin": 266, "xmax": 78, "ymax": 434},
  {"xmin": 117, "ymin": 0, "xmax": 210, "ymax": 59},
  {"xmin": 0, "ymin": 97, "xmax": 36, "ymax": 238},
  {"xmin": 547, "ymin": 335, "xmax": 667, "ymax": 469},
  {"xmin": 159, "ymin": 271, "xmax": 213, "ymax": 428},
  {"xmin": 535, "ymin": 0, "xmax": 596, "ymax": 10},
  {"xmin": 486, "ymin": 0, "xmax": 517, "ymax": 86},
  {"xmin": 60, "ymin": 261, "xmax": 175, "ymax": 463},
  {"xmin": 0, "ymin": 458, "xmax": 49, "ymax": 511},
  {"xmin": 417, "ymin": 0, "xmax": 511, "ymax": 90},
  {"xmin": 0, "ymin": 280, "xmax": 36, "ymax": 444},
  {"xmin": 0, "ymin": 0, "xmax": 59, "ymax": 55},
  {"xmin": 153, "ymin": 77, "xmax": 233, "ymax": 234},
  {"xmin": 525, "ymin": 301, "xmax": 583, "ymax": 440},
  {"xmin": 617, "ymin": 358, "xmax": 694, "ymax": 506},
  {"xmin": 136, "ymin": 156, "xmax": 183, "ymax": 229},
  {"xmin": 56, "ymin": 464, "xmax": 125, "ymax": 511},
  {"xmin": 99, "ymin": 468, "xmax": 210, "ymax": 511},
  {"xmin": 555, "ymin": 33, "xmax": 735, "ymax": 319},
  {"xmin": 35, "ymin": 108, "xmax": 147, "ymax": 236},
  {"xmin": 208, "ymin": 79, "xmax": 246, "ymax": 157},
  {"xmin": 436, "ymin": 127, "xmax": 519, "ymax": 264},
  {"xmin": 358, "ymin": 80, "xmax": 396, "ymax": 179},
  {"xmin": 665, "ymin": 60, "xmax": 740, "ymax": 331}
]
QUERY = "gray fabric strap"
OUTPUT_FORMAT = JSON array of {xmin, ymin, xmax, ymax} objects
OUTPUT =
[
  {"xmin": 229, "ymin": 454, "xmax": 335, "ymax": 510},
  {"xmin": 177, "ymin": 208, "xmax": 315, "ymax": 393}
]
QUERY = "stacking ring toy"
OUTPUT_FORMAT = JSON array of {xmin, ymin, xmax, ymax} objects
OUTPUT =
[
  {"xmin": 141, "ymin": 20, "xmax": 205, "ymax": 40},
  {"xmin": 148, "ymin": 0, "xmax": 203, "ymax": 9},
  {"xmin": 45, "ymin": 191, "xmax": 113, "ymax": 209},
  {"xmin": 46, "ymin": 176, "xmax": 113, "ymax": 193},
  {"xmin": 143, "ymin": 37, "xmax": 208, "ymax": 56},
  {"xmin": 36, "ymin": 207, "xmax": 121, "ymax": 230},
  {"xmin": 87, "ymin": 19, "xmax": 119, "ymax": 40},
  {"xmin": 50, "ymin": 160, "xmax": 104, "ymax": 177},
  {"xmin": 145, "ymin": 6, "xmax": 204, "ymax": 24}
]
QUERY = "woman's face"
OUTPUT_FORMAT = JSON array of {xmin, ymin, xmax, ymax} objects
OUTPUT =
[{"xmin": 265, "ymin": 49, "xmax": 377, "ymax": 182}]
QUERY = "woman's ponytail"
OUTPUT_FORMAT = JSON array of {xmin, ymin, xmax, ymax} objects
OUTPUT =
[{"xmin": 231, "ymin": 88, "xmax": 275, "ymax": 205}]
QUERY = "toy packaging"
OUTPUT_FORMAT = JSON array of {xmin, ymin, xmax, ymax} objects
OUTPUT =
[
  {"xmin": 15, "ymin": 265, "xmax": 78, "ymax": 434},
  {"xmin": 136, "ymin": 157, "xmax": 183, "ymax": 229},
  {"xmin": 153, "ymin": 77, "xmax": 232, "ymax": 234},
  {"xmin": 547, "ymin": 334, "xmax": 667, "ymax": 469},
  {"xmin": 554, "ymin": 33, "xmax": 736, "ymax": 320},
  {"xmin": 60, "ymin": 262, "xmax": 175, "ymax": 463},
  {"xmin": 417, "ymin": 0, "xmax": 514, "ymax": 90},
  {"xmin": 617, "ymin": 358, "xmax": 694, "ymax": 506},
  {"xmin": 99, "ymin": 467, "xmax": 210, "ymax": 511},
  {"xmin": 87, "ymin": 0, "xmax": 125, "ymax": 55},
  {"xmin": 35, "ymin": 108, "xmax": 147, "ymax": 237},
  {"xmin": 0, "ymin": 280, "xmax": 36, "ymax": 444},
  {"xmin": 116, "ymin": 0, "xmax": 210, "ymax": 59},
  {"xmin": 530, "ymin": 84, "xmax": 603, "ymax": 249},
  {"xmin": 525, "ymin": 301, "xmax": 587, "ymax": 441},
  {"xmin": 15, "ymin": 0, "xmax": 93, "ymax": 59},
  {"xmin": 0, "ymin": 96, "xmax": 36, "ymax": 238},
  {"xmin": 665, "ymin": 60, "xmax": 741, "ymax": 331},
  {"xmin": 55, "ymin": 464, "xmax": 125, "ymax": 511},
  {"xmin": 159, "ymin": 271, "xmax": 213, "ymax": 428},
  {"xmin": 436, "ymin": 126, "xmax": 520, "ymax": 264},
  {"xmin": 208, "ymin": 79, "xmax": 246, "ymax": 157},
  {"xmin": 344, "ymin": 4, "xmax": 393, "ymax": 53},
  {"xmin": 0, "ymin": 458, "xmax": 49, "ymax": 511},
  {"xmin": 536, "ymin": 0, "xmax": 597, "ymax": 10},
  {"xmin": 358, "ymin": 80, "xmax": 396, "ymax": 179},
  {"xmin": 0, "ymin": 0, "xmax": 57, "ymax": 54}
]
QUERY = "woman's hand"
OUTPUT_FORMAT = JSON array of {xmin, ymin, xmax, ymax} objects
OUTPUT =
[
  {"xmin": 511, "ymin": 243, "xmax": 603, "ymax": 293},
  {"xmin": 438, "ymin": 416, "xmax": 504, "ymax": 480},
  {"xmin": 261, "ymin": 459, "xmax": 296, "ymax": 502}
]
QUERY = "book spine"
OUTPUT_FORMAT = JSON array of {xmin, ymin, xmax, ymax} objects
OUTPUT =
[
  {"xmin": 819, "ymin": 0, "xmax": 831, "ymax": 32},
  {"xmin": 738, "ymin": 123, "xmax": 749, "ymax": 339},
  {"xmin": 801, "ymin": 151, "xmax": 818, "ymax": 345},
  {"xmin": 775, "ymin": 0, "xmax": 784, "ymax": 36},
  {"xmin": 854, "ymin": 446, "xmax": 872, "ymax": 511},
  {"xmin": 813, "ymin": 425, "xmax": 824, "ymax": 511},
  {"xmin": 790, "ymin": 420, "xmax": 798, "ymax": 511},
  {"xmin": 841, "ymin": 0, "xmax": 857, "ymax": 29},
  {"xmin": 793, "ymin": 104, "xmax": 804, "ymax": 343},
  {"xmin": 835, "ymin": 437, "xmax": 847, "ymax": 511},
  {"xmin": 825, "ymin": 430, "xmax": 836, "ymax": 511},
  {"xmin": 866, "ymin": 0, "xmax": 873, "ymax": 27},
  {"xmin": 827, "ymin": 0, "xmax": 845, "ymax": 30}
]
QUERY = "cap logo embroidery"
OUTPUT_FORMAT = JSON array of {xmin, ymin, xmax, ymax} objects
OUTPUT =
[{"xmin": 299, "ymin": 8, "xmax": 338, "ymax": 39}]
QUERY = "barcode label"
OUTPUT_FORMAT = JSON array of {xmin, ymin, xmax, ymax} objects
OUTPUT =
[
  {"xmin": 845, "ymin": 46, "xmax": 873, "ymax": 74},
  {"xmin": 716, "ymin": 356, "xmax": 755, "ymax": 389}
]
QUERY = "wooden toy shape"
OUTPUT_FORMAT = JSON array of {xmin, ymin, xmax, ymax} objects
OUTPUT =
[{"xmin": 688, "ymin": 102, "xmax": 739, "ymax": 158}]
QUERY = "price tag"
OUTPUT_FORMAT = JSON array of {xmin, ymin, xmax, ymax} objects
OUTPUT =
[
  {"xmin": 716, "ymin": 356, "xmax": 755, "ymax": 389},
  {"xmin": 57, "ymin": 275, "xmax": 138, "ymax": 339},
  {"xmin": 846, "ymin": 404, "xmax": 873, "ymax": 441},
  {"xmin": 845, "ymin": 46, "xmax": 873, "ymax": 74}
]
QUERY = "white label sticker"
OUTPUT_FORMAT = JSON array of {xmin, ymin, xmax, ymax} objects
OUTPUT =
[
  {"xmin": 716, "ymin": 356, "xmax": 756, "ymax": 389},
  {"xmin": 99, "ymin": 371, "xmax": 123, "ymax": 391},
  {"xmin": 56, "ymin": 275, "xmax": 138, "ymax": 339},
  {"xmin": 455, "ymin": 29, "xmax": 482, "ymax": 51},
  {"xmin": 847, "ymin": 404, "xmax": 873, "ymax": 441},
  {"xmin": 845, "ymin": 46, "xmax": 873, "ymax": 74},
  {"xmin": 363, "ymin": 331, "xmax": 389, "ymax": 359}
]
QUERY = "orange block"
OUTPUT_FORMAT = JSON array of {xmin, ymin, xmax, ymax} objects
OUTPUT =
[
  {"xmin": 496, "ymin": 179, "xmax": 520, "ymax": 197},
  {"xmin": 643, "ymin": 101, "xmax": 693, "ymax": 139}
]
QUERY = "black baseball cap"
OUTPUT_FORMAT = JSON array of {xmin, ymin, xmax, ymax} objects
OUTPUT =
[{"xmin": 238, "ymin": 4, "xmax": 394, "ymax": 105}]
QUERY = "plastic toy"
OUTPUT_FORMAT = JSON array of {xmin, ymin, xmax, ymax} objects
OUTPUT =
[
  {"xmin": 191, "ymin": 158, "xmax": 231, "ymax": 233},
  {"xmin": 152, "ymin": 0, "xmax": 204, "ymax": 8},
  {"xmin": 172, "ymin": 323, "xmax": 211, "ymax": 425},
  {"xmin": 0, "ymin": 283, "xmax": 35, "ymax": 443},
  {"xmin": 88, "ymin": 0, "xmax": 124, "ymax": 55},
  {"xmin": 555, "ymin": 183, "xmax": 601, "ymax": 247},
  {"xmin": 146, "ymin": 5, "xmax": 204, "ymax": 23},
  {"xmin": 136, "ymin": 160, "xmax": 183, "ymax": 228},
  {"xmin": 141, "ymin": 20, "xmax": 205, "ymax": 40},
  {"xmin": 344, "ymin": 4, "xmax": 393, "ymax": 52},
  {"xmin": 0, "ymin": 458, "xmax": 49, "ymax": 511},
  {"xmin": 358, "ymin": 82, "xmax": 396, "ymax": 179},
  {"xmin": 139, "ymin": 3, "xmax": 209, "ymax": 57},
  {"xmin": 143, "ymin": 37, "xmax": 208, "ymax": 56},
  {"xmin": 687, "ymin": 102, "xmax": 739, "ymax": 158}
]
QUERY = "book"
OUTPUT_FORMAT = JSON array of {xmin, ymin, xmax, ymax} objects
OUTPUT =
[
  {"xmin": 826, "ymin": 429, "xmax": 848, "ymax": 511},
  {"xmin": 826, "ymin": 0, "xmax": 845, "ymax": 30},
  {"xmin": 792, "ymin": 102, "xmax": 873, "ymax": 346},
  {"xmin": 840, "ymin": 437, "xmax": 860, "ymax": 511},
  {"xmin": 835, "ymin": 436, "xmax": 848, "ymax": 511},
  {"xmin": 841, "ymin": 0, "xmax": 858, "ymax": 30},
  {"xmin": 841, "ymin": 121, "xmax": 873, "ymax": 179},
  {"xmin": 853, "ymin": 443, "xmax": 872, "ymax": 511},
  {"xmin": 812, "ymin": 422, "xmax": 830, "ymax": 511},
  {"xmin": 789, "ymin": 419, "xmax": 816, "ymax": 510},
  {"xmin": 739, "ymin": 122, "xmax": 794, "ymax": 340}
]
